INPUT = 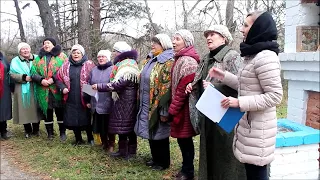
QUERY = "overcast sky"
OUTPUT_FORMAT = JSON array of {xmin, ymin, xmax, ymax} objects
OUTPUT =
[{"xmin": 0, "ymin": 0, "xmax": 228, "ymax": 39}]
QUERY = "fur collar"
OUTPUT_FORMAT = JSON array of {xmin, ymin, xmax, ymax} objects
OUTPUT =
[
  {"xmin": 38, "ymin": 45, "xmax": 62, "ymax": 58},
  {"xmin": 113, "ymin": 50, "xmax": 138, "ymax": 64}
]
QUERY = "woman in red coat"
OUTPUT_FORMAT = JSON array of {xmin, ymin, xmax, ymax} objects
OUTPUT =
[{"xmin": 169, "ymin": 29, "xmax": 200, "ymax": 180}]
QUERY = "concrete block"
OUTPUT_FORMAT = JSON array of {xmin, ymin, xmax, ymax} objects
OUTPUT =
[
  {"xmin": 275, "ymin": 146, "xmax": 298, "ymax": 155},
  {"xmin": 288, "ymin": 89, "xmax": 306, "ymax": 101},
  {"xmin": 308, "ymin": 150, "xmax": 320, "ymax": 160},
  {"xmin": 297, "ymin": 144, "xmax": 319, "ymax": 152}
]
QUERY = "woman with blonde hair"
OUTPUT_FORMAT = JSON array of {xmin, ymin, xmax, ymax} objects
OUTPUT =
[{"xmin": 209, "ymin": 11, "xmax": 283, "ymax": 180}]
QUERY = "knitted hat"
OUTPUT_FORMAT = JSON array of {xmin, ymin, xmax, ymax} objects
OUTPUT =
[
  {"xmin": 17, "ymin": 42, "xmax": 31, "ymax": 53},
  {"xmin": 97, "ymin": 50, "xmax": 111, "ymax": 61},
  {"xmin": 175, "ymin": 29, "xmax": 194, "ymax": 47},
  {"xmin": 43, "ymin": 37, "xmax": 57, "ymax": 46},
  {"xmin": 71, "ymin": 44, "xmax": 85, "ymax": 55},
  {"xmin": 204, "ymin": 25, "xmax": 233, "ymax": 44},
  {"xmin": 113, "ymin": 41, "xmax": 131, "ymax": 53},
  {"xmin": 154, "ymin": 34, "xmax": 173, "ymax": 50}
]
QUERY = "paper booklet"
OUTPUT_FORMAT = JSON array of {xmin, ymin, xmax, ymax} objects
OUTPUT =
[
  {"xmin": 195, "ymin": 84, "xmax": 245, "ymax": 133},
  {"xmin": 82, "ymin": 84, "xmax": 99, "ymax": 101}
]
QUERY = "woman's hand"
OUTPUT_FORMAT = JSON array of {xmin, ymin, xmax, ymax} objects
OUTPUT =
[
  {"xmin": 202, "ymin": 80, "xmax": 211, "ymax": 89},
  {"xmin": 185, "ymin": 83, "xmax": 192, "ymax": 94},
  {"xmin": 25, "ymin": 76, "xmax": 32, "ymax": 82},
  {"xmin": 92, "ymin": 84, "xmax": 98, "ymax": 90},
  {"xmin": 221, "ymin": 97, "xmax": 239, "ymax": 108},
  {"xmin": 208, "ymin": 67, "xmax": 225, "ymax": 80},
  {"xmin": 86, "ymin": 103, "xmax": 91, "ymax": 108},
  {"xmin": 62, "ymin": 88, "xmax": 69, "ymax": 94},
  {"xmin": 160, "ymin": 116, "xmax": 168, "ymax": 122},
  {"xmin": 47, "ymin": 78, "xmax": 54, "ymax": 85},
  {"xmin": 41, "ymin": 79, "xmax": 50, "ymax": 87}
]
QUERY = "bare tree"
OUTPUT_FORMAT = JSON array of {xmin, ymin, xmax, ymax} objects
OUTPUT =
[
  {"xmin": 34, "ymin": 0, "xmax": 60, "ymax": 42},
  {"xmin": 225, "ymin": 0, "xmax": 236, "ymax": 33},
  {"xmin": 13, "ymin": 0, "xmax": 26, "ymax": 42},
  {"xmin": 77, "ymin": 0, "xmax": 92, "ymax": 58},
  {"xmin": 182, "ymin": 0, "xmax": 202, "ymax": 29}
]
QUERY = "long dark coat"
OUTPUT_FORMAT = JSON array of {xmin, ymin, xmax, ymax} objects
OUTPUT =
[
  {"xmin": 0, "ymin": 53, "xmax": 12, "ymax": 122},
  {"xmin": 55, "ymin": 61, "xmax": 91, "ymax": 129},
  {"xmin": 191, "ymin": 46, "xmax": 246, "ymax": 180}
]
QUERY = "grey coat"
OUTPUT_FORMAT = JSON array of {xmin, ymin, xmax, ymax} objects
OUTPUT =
[
  {"xmin": 135, "ymin": 50, "xmax": 173, "ymax": 140},
  {"xmin": 89, "ymin": 64, "xmax": 113, "ymax": 114},
  {"xmin": 190, "ymin": 46, "xmax": 246, "ymax": 180},
  {"xmin": 0, "ymin": 54, "xmax": 12, "ymax": 122},
  {"xmin": 10, "ymin": 56, "xmax": 40, "ymax": 125}
]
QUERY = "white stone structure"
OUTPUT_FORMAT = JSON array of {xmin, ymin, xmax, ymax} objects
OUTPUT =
[
  {"xmin": 280, "ymin": 0, "xmax": 320, "ymax": 124},
  {"xmin": 271, "ymin": 144, "xmax": 320, "ymax": 179}
]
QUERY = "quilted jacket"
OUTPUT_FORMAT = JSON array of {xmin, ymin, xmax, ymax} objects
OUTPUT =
[{"xmin": 222, "ymin": 50, "xmax": 283, "ymax": 166}]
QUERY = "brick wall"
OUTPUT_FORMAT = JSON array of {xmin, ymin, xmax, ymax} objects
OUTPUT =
[{"xmin": 306, "ymin": 91, "xmax": 320, "ymax": 129}]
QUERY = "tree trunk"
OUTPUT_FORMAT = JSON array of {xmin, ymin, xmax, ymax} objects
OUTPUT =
[
  {"xmin": 34, "ymin": 0, "xmax": 60, "ymax": 43},
  {"xmin": 13, "ymin": 0, "xmax": 26, "ymax": 42},
  {"xmin": 225, "ymin": 0, "xmax": 235, "ymax": 33},
  {"xmin": 54, "ymin": 0, "xmax": 63, "ymax": 43},
  {"xmin": 77, "ymin": 0, "xmax": 92, "ymax": 59},
  {"xmin": 91, "ymin": 0, "xmax": 100, "ymax": 61}
]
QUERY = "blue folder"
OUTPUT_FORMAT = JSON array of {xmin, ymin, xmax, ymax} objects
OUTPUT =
[{"xmin": 218, "ymin": 107, "xmax": 245, "ymax": 133}]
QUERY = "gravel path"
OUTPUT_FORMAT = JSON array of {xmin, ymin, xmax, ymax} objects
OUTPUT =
[{"xmin": 0, "ymin": 142, "xmax": 40, "ymax": 180}]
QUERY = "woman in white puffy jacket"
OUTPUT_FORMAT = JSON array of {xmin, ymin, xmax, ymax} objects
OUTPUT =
[{"xmin": 208, "ymin": 11, "xmax": 283, "ymax": 180}]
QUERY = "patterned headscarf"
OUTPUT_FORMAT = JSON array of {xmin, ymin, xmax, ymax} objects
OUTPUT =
[{"xmin": 175, "ymin": 29, "xmax": 194, "ymax": 47}]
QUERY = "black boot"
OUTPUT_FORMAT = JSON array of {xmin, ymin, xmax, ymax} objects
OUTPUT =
[
  {"xmin": 58, "ymin": 123, "xmax": 66, "ymax": 141},
  {"xmin": 128, "ymin": 144, "xmax": 137, "ymax": 158},
  {"xmin": 23, "ymin": 123, "xmax": 32, "ymax": 138},
  {"xmin": 0, "ymin": 122, "xmax": 9, "ymax": 140},
  {"xmin": 45, "ymin": 124, "xmax": 54, "ymax": 140},
  {"xmin": 32, "ymin": 122, "xmax": 40, "ymax": 136},
  {"xmin": 111, "ymin": 140, "xmax": 128, "ymax": 158}
]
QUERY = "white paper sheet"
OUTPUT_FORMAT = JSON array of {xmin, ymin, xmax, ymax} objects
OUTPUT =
[{"xmin": 195, "ymin": 84, "xmax": 227, "ymax": 123}]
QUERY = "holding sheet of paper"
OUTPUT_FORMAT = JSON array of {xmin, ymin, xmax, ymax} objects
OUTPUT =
[
  {"xmin": 195, "ymin": 84, "xmax": 244, "ymax": 133},
  {"xmin": 82, "ymin": 84, "xmax": 99, "ymax": 101}
]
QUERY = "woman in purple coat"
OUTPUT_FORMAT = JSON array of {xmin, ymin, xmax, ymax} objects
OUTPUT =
[
  {"xmin": 89, "ymin": 50, "xmax": 115, "ymax": 152},
  {"xmin": 94, "ymin": 41, "xmax": 140, "ymax": 159}
]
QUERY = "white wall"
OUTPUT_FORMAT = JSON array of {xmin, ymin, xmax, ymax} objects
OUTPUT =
[
  {"xmin": 270, "ymin": 144, "xmax": 320, "ymax": 180},
  {"xmin": 284, "ymin": 1, "xmax": 319, "ymax": 53}
]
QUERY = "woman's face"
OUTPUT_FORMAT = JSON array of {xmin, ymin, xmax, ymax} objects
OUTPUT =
[
  {"xmin": 172, "ymin": 35, "xmax": 186, "ymax": 53},
  {"xmin": 71, "ymin": 49, "xmax": 83, "ymax": 61},
  {"xmin": 206, "ymin": 31, "xmax": 226, "ymax": 50},
  {"xmin": 111, "ymin": 50, "xmax": 120, "ymax": 61},
  {"xmin": 151, "ymin": 42, "xmax": 163, "ymax": 54},
  {"xmin": 240, "ymin": 15, "xmax": 254, "ymax": 41},
  {"xmin": 19, "ymin": 47, "xmax": 31, "ymax": 59},
  {"xmin": 43, "ymin": 40, "xmax": 54, "ymax": 52},
  {"xmin": 97, "ymin": 55, "xmax": 108, "ymax": 65}
]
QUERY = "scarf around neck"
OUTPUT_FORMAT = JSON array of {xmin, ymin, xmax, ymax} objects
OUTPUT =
[
  {"xmin": 97, "ymin": 61, "xmax": 112, "ymax": 70},
  {"xmin": 10, "ymin": 55, "xmax": 34, "ymax": 107},
  {"xmin": 240, "ymin": 12, "xmax": 279, "ymax": 57},
  {"xmin": 57, "ymin": 58, "xmax": 96, "ymax": 107}
]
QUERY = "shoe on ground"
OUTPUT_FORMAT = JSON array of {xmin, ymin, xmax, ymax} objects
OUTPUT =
[
  {"xmin": 25, "ymin": 133, "xmax": 30, "ymax": 138},
  {"xmin": 72, "ymin": 140, "xmax": 85, "ymax": 146},
  {"xmin": 151, "ymin": 165, "xmax": 168, "ymax": 171},
  {"xmin": 32, "ymin": 131, "xmax": 40, "ymax": 137},
  {"xmin": 146, "ymin": 160, "xmax": 155, "ymax": 167},
  {"xmin": 1, "ymin": 132, "xmax": 10, "ymax": 140},
  {"xmin": 60, "ymin": 132, "xmax": 67, "ymax": 142},
  {"xmin": 175, "ymin": 173, "xmax": 194, "ymax": 180},
  {"xmin": 47, "ymin": 134, "xmax": 54, "ymax": 140}
]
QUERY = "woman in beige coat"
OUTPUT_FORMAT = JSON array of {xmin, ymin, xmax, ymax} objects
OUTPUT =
[
  {"xmin": 209, "ymin": 11, "xmax": 283, "ymax": 180},
  {"xmin": 10, "ymin": 43, "xmax": 40, "ymax": 138}
]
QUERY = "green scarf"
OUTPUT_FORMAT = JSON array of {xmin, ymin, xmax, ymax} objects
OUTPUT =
[{"xmin": 31, "ymin": 53, "xmax": 67, "ymax": 116}]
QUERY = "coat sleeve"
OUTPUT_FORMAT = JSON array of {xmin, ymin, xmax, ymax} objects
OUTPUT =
[
  {"xmin": 54, "ymin": 73, "xmax": 67, "ymax": 91},
  {"xmin": 31, "ymin": 74, "xmax": 44, "ymax": 84},
  {"xmin": 97, "ymin": 77, "xmax": 130, "ymax": 92},
  {"xmin": 222, "ymin": 71, "xmax": 239, "ymax": 90},
  {"xmin": 9, "ymin": 73, "xmax": 25, "ymax": 83},
  {"xmin": 169, "ymin": 73, "xmax": 195, "ymax": 116},
  {"xmin": 238, "ymin": 53, "xmax": 283, "ymax": 112}
]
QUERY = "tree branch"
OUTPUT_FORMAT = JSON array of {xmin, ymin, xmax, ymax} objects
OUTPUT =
[
  {"xmin": 187, "ymin": 0, "xmax": 201, "ymax": 15},
  {"xmin": 144, "ymin": 0, "xmax": 158, "ymax": 34},
  {"xmin": 100, "ymin": 31, "xmax": 138, "ymax": 41},
  {"xmin": 0, "ymin": 11, "xmax": 17, "ymax": 17}
]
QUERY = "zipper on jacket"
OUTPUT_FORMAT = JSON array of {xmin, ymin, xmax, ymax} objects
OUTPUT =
[{"xmin": 247, "ymin": 112, "xmax": 252, "ymax": 133}]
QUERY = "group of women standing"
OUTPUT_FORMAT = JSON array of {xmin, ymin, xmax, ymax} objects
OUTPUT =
[{"xmin": 0, "ymin": 11, "xmax": 282, "ymax": 180}]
